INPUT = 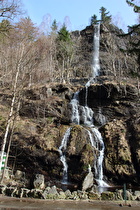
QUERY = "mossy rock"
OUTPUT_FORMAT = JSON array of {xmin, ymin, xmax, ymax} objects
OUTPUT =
[
  {"xmin": 88, "ymin": 192, "xmax": 100, "ymax": 200},
  {"xmin": 45, "ymin": 193, "xmax": 58, "ymax": 199},
  {"xmin": 58, "ymin": 191, "xmax": 66, "ymax": 199},
  {"xmin": 101, "ymin": 191, "xmax": 115, "ymax": 200}
]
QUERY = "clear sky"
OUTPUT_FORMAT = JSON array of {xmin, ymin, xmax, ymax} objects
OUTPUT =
[{"xmin": 21, "ymin": 0, "xmax": 140, "ymax": 32}]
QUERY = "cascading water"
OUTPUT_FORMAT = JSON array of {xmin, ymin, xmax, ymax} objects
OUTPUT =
[
  {"xmin": 90, "ymin": 127, "xmax": 108, "ymax": 187},
  {"xmin": 70, "ymin": 91, "xmax": 80, "ymax": 125},
  {"xmin": 92, "ymin": 24, "xmax": 100, "ymax": 79},
  {"xmin": 59, "ymin": 23, "xmax": 109, "ymax": 188},
  {"xmin": 58, "ymin": 127, "xmax": 71, "ymax": 184}
]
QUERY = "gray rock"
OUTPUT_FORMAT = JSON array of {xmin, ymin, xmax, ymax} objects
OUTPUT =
[
  {"xmin": 15, "ymin": 170, "xmax": 25, "ymax": 180},
  {"xmin": 71, "ymin": 191, "xmax": 79, "ymax": 200},
  {"xmin": 0, "ymin": 184, "xmax": 6, "ymax": 194},
  {"xmin": 134, "ymin": 190, "xmax": 140, "ymax": 196},
  {"xmin": 48, "ymin": 185, "xmax": 58, "ymax": 195},
  {"xmin": 77, "ymin": 190, "xmax": 88, "ymax": 200},
  {"xmin": 19, "ymin": 188, "xmax": 30, "ymax": 198},
  {"xmin": 126, "ymin": 190, "xmax": 135, "ymax": 201},
  {"xmin": 45, "ymin": 186, "xmax": 58, "ymax": 199},
  {"xmin": 114, "ymin": 189, "xmax": 123, "ymax": 200},
  {"xmin": 65, "ymin": 189, "xmax": 71, "ymax": 199},
  {"xmin": 133, "ymin": 191, "xmax": 140, "ymax": 200},
  {"xmin": 82, "ymin": 171, "xmax": 94, "ymax": 191},
  {"xmin": 58, "ymin": 191, "xmax": 66, "ymax": 199},
  {"xmin": 33, "ymin": 174, "xmax": 45, "ymax": 190}
]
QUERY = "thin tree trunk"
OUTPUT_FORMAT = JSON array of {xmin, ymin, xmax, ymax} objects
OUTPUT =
[
  {"xmin": 0, "ymin": 99, "xmax": 21, "ymax": 183},
  {"xmin": 0, "ymin": 44, "xmax": 24, "ymax": 179}
]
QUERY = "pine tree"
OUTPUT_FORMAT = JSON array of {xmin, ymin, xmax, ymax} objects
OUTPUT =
[
  {"xmin": 58, "ymin": 24, "xmax": 71, "ymax": 42},
  {"xmin": 51, "ymin": 19, "xmax": 58, "ymax": 33},
  {"xmin": 90, "ymin": 15, "xmax": 100, "ymax": 25},
  {"xmin": 126, "ymin": 0, "xmax": 140, "ymax": 12},
  {"xmin": 100, "ymin": 7, "xmax": 112, "ymax": 23},
  {"xmin": 56, "ymin": 24, "xmax": 74, "ymax": 82},
  {"xmin": 126, "ymin": 0, "xmax": 140, "ymax": 72}
]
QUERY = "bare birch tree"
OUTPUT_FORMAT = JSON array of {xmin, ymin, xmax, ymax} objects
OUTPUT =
[{"xmin": 0, "ymin": 43, "xmax": 24, "ymax": 175}]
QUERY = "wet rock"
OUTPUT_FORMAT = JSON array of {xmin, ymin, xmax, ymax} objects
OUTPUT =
[{"xmin": 94, "ymin": 111, "xmax": 107, "ymax": 126}]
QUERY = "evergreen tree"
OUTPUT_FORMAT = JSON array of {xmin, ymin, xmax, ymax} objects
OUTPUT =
[
  {"xmin": 100, "ymin": 7, "xmax": 112, "ymax": 23},
  {"xmin": 126, "ymin": 0, "xmax": 140, "ymax": 12},
  {"xmin": 51, "ymin": 19, "xmax": 58, "ymax": 32},
  {"xmin": 56, "ymin": 24, "xmax": 74, "ymax": 82},
  {"xmin": 58, "ymin": 24, "xmax": 71, "ymax": 42},
  {"xmin": 90, "ymin": 14, "xmax": 100, "ymax": 25},
  {"xmin": 126, "ymin": 0, "xmax": 140, "ymax": 72},
  {"xmin": 0, "ymin": 19, "xmax": 11, "ymax": 41}
]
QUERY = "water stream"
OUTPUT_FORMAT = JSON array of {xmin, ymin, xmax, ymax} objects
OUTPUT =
[
  {"xmin": 58, "ymin": 127, "xmax": 71, "ymax": 184},
  {"xmin": 59, "ymin": 24, "xmax": 109, "ymax": 188}
]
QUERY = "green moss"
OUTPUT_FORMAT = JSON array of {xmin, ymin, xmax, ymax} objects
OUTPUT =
[
  {"xmin": 101, "ymin": 191, "xmax": 115, "ymax": 200},
  {"xmin": 0, "ymin": 115, "xmax": 6, "ymax": 131},
  {"xmin": 88, "ymin": 192, "xmax": 100, "ymax": 200}
]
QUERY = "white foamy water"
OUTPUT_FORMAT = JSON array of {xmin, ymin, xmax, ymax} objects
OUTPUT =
[
  {"xmin": 59, "ymin": 23, "xmax": 109, "ymax": 187},
  {"xmin": 92, "ymin": 24, "xmax": 100, "ymax": 78},
  {"xmin": 58, "ymin": 127, "xmax": 71, "ymax": 184}
]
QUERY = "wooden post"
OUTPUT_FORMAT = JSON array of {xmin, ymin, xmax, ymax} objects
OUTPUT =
[{"xmin": 123, "ymin": 183, "xmax": 127, "ymax": 206}]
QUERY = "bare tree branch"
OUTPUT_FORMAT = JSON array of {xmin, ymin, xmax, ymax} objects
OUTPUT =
[{"xmin": 0, "ymin": 0, "xmax": 22, "ymax": 19}]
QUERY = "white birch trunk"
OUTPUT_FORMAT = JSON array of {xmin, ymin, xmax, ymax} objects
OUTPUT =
[{"xmin": 0, "ymin": 44, "xmax": 24, "ymax": 173}]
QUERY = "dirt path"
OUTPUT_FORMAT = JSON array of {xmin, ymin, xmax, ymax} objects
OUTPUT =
[{"xmin": 0, "ymin": 195, "xmax": 140, "ymax": 210}]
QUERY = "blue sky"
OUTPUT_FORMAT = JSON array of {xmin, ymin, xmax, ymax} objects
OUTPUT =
[{"xmin": 22, "ymin": 0, "xmax": 139, "ymax": 32}]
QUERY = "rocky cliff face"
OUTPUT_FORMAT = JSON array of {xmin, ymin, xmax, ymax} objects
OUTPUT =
[
  {"xmin": 74, "ymin": 24, "xmax": 139, "ymax": 79},
  {"xmin": 0, "ymin": 24, "xmax": 139, "ymax": 189},
  {"xmin": 0, "ymin": 81, "xmax": 139, "ymax": 188}
]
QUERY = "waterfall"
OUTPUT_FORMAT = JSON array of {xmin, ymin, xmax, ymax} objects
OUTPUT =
[
  {"xmin": 70, "ymin": 91, "xmax": 80, "ymax": 125},
  {"xmin": 58, "ymin": 127, "xmax": 71, "ymax": 184},
  {"xmin": 80, "ymin": 106, "xmax": 94, "ymax": 126},
  {"xmin": 92, "ymin": 24, "xmax": 100, "ymax": 79},
  {"xmin": 90, "ymin": 127, "xmax": 108, "ymax": 187},
  {"xmin": 58, "ymin": 24, "xmax": 108, "ymax": 188}
]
